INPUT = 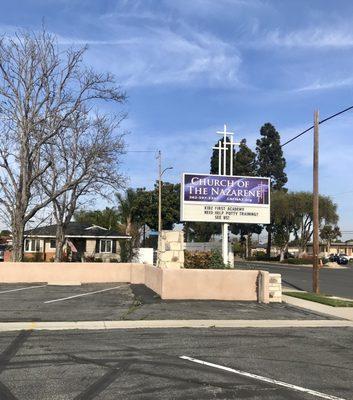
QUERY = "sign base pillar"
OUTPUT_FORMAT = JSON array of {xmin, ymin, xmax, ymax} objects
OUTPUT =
[{"xmin": 222, "ymin": 223, "xmax": 229, "ymax": 265}]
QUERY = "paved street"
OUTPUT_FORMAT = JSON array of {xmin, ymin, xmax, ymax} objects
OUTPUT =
[
  {"xmin": 237, "ymin": 261, "xmax": 353, "ymax": 299},
  {"xmin": 0, "ymin": 327, "xmax": 352, "ymax": 399}
]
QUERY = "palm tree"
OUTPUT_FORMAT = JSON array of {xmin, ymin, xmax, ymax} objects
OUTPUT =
[{"xmin": 115, "ymin": 189, "xmax": 139, "ymax": 235}]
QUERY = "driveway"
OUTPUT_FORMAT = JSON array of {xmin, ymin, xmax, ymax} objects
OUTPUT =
[{"xmin": 236, "ymin": 261, "xmax": 353, "ymax": 299}]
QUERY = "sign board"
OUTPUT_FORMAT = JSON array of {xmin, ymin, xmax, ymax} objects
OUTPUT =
[{"xmin": 181, "ymin": 173, "xmax": 270, "ymax": 224}]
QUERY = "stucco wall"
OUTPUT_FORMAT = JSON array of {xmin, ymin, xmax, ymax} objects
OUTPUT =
[
  {"xmin": 0, "ymin": 262, "xmax": 270, "ymax": 302},
  {"xmin": 144, "ymin": 264, "xmax": 163, "ymax": 295},
  {"xmin": 0, "ymin": 262, "xmax": 132, "ymax": 284},
  {"xmin": 161, "ymin": 269, "xmax": 261, "ymax": 301}
]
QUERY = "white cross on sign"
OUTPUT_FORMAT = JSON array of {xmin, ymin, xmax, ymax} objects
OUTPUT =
[{"xmin": 212, "ymin": 124, "xmax": 240, "ymax": 176}]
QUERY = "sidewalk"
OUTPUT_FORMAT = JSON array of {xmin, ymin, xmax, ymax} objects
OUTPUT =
[
  {"xmin": 244, "ymin": 260, "xmax": 348, "ymax": 269},
  {"xmin": 283, "ymin": 294, "xmax": 353, "ymax": 321}
]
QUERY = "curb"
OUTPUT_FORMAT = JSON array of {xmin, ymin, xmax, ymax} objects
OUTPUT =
[
  {"xmin": 0, "ymin": 319, "xmax": 352, "ymax": 332},
  {"xmin": 243, "ymin": 260, "xmax": 348, "ymax": 269},
  {"xmin": 283, "ymin": 295, "xmax": 353, "ymax": 321}
]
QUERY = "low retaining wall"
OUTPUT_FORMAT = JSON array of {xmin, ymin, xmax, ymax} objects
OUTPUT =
[
  {"xmin": 0, "ymin": 262, "xmax": 135, "ymax": 284},
  {"xmin": 161, "ymin": 269, "xmax": 259, "ymax": 301},
  {"xmin": 0, "ymin": 262, "xmax": 271, "ymax": 302}
]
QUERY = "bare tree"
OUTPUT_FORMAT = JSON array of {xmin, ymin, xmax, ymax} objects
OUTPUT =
[
  {"xmin": 41, "ymin": 109, "xmax": 125, "ymax": 261},
  {"xmin": 0, "ymin": 29, "xmax": 125, "ymax": 261}
]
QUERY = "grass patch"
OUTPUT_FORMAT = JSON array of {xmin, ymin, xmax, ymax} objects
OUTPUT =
[{"xmin": 284, "ymin": 291, "xmax": 353, "ymax": 307}]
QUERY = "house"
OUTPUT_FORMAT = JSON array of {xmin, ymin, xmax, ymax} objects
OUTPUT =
[
  {"xmin": 306, "ymin": 241, "xmax": 353, "ymax": 257},
  {"xmin": 20, "ymin": 222, "xmax": 130, "ymax": 262},
  {"xmin": 250, "ymin": 243, "xmax": 300, "ymax": 257}
]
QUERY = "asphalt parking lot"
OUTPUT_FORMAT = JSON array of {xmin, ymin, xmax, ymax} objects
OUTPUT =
[
  {"xmin": 0, "ymin": 327, "xmax": 352, "ymax": 399},
  {"xmin": 0, "ymin": 283, "xmax": 351, "ymax": 399},
  {"xmin": 0, "ymin": 283, "xmax": 336, "ymax": 322}
]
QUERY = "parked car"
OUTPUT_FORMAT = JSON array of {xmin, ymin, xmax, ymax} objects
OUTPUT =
[
  {"xmin": 329, "ymin": 254, "xmax": 339, "ymax": 262},
  {"xmin": 0, "ymin": 244, "xmax": 6, "ymax": 261},
  {"xmin": 329, "ymin": 253, "xmax": 349, "ymax": 265},
  {"xmin": 338, "ymin": 256, "xmax": 349, "ymax": 265},
  {"xmin": 338, "ymin": 253, "xmax": 353, "ymax": 262}
]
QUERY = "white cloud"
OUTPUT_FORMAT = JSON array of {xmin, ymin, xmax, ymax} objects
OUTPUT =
[
  {"xmin": 0, "ymin": 20, "xmax": 242, "ymax": 89},
  {"xmin": 258, "ymin": 27, "xmax": 353, "ymax": 49},
  {"xmin": 166, "ymin": 0, "xmax": 266, "ymax": 16},
  {"xmin": 82, "ymin": 27, "xmax": 242, "ymax": 88},
  {"xmin": 294, "ymin": 77, "xmax": 353, "ymax": 92}
]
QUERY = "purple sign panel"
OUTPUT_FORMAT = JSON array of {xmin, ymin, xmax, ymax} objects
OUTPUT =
[{"xmin": 183, "ymin": 174, "xmax": 269, "ymax": 205}]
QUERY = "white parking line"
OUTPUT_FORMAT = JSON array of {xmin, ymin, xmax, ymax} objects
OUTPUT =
[
  {"xmin": 0, "ymin": 285, "xmax": 47, "ymax": 294},
  {"xmin": 44, "ymin": 286, "xmax": 122, "ymax": 304},
  {"xmin": 180, "ymin": 356, "xmax": 347, "ymax": 400}
]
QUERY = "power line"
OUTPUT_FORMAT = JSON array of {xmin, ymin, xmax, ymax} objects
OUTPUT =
[
  {"xmin": 281, "ymin": 104, "xmax": 353, "ymax": 147},
  {"xmin": 124, "ymin": 150, "xmax": 156, "ymax": 153}
]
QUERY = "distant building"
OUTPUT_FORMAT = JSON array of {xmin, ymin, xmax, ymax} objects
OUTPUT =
[{"xmin": 306, "ymin": 241, "xmax": 353, "ymax": 257}]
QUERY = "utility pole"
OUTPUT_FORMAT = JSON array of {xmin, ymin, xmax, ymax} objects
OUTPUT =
[
  {"xmin": 313, "ymin": 110, "xmax": 320, "ymax": 294},
  {"xmin": 157, "ymin": 150, "xmax": 173, "ymax": 267},
  {"xmin": 158, "ymin": 150, "xmax": 162, "ymax": 235}
]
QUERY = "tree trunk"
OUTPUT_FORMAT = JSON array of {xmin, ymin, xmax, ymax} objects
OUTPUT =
[
  {"xmin": 279, "ymin": 242, "xmax": 288, "ymax": 262},
  {"xmin": 55, "ymin": 224, "xmax": 65, "ymax": 262},
  {"xmin": 184, "ymin": 222, "xmax": 190, "ymax": 242},
  {"xmin": 298, "ymin": 243, "xmax": 306, "ymax": 258},
  {"xmin": 11, "ymin": 217, "xmax": 24, "ymax": 262},
  {"xmin": 327, "ymin": 239, "xmax": 331, "ymax": 254},
  {"xmin": 266, "ymin": 227, "xmax": 272, "ymax": 258},
  {"xmin": 247, "ymin": 234, "xmax": 252, "ymax": 258},
  {"xmin": 126, "ymin": 216, "xmax": 132, "ymax": 236}
]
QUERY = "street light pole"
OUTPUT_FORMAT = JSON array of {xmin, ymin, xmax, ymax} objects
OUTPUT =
[
  {"xmin": 313, "ymin": 110, "xmax": 320, "ymax": 294},
  {"xmin": 157, "ymin": 150, "xmax": 173, "ymax": 236}
]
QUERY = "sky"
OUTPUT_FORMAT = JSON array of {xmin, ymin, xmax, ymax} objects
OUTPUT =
[{"xmin": 1, "ymin": 0, "xmax": 353, "ymax": 239}]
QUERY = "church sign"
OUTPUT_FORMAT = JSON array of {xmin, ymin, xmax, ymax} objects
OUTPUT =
[{"xmin": 181, "ymin": 173, "xmax": 270, "ymax": 224}]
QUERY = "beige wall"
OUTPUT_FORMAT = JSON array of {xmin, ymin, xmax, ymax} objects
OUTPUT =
[
  {"xmin": 0, "ymin": 262, "xmax": 132, "ymax": 284},
  {"xmin": 161, "ymin": 269, "xmax": 260, "ymax": 301},
  {"xmin": 0, "ymin": 262, "xmax": 271, "ymax": 302},
  {"xmin": 44, "ymin": 240, "xmax": 53, "ymax": 253},
  {"xmin": 144, "ymin": 264, "xmax": 163, "ymax": 295},
  {"xmin": 85, "ymin": 240, "xmax": 96, "ymax": 255}
]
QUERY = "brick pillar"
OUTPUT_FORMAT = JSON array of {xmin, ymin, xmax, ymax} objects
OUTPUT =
[{"xmin": 269, "ymin": 273, "xmax": 282, "ymax": 302}]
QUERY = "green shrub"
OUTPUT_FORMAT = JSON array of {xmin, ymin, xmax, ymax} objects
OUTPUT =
[
  {"xmin": 209, "ymin": 249, "xmax": 228, "ymax": 269},
  {"xmin": 246, "ymin": 254, "xmax": 280, "ymax": 262},
  {"xmin": 281, "ymin": 258, "xmax": 313, "ymax": 265},
  {"xmin": 119, "ymin": 240, "xmax": 136, "ymax": 262},
  {"xmin": 184, "ymin": 250, "xmax": 211, "ymax": 269},
  {"xmin": 184, "ymin": 249, "xmax": 227, "ymax": 269},
  {"xmin": 23, "ymin": 253, "xmax": 43, "ymax": 262}
]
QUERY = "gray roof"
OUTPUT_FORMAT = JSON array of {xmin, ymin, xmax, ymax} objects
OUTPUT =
[{"xmin": 25, "ymin": 222, "xmax": 130, "ymax": 239}]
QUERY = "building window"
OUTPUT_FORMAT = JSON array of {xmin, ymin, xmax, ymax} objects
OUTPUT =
[
  {"xmin": 24, "ymin": 239, "xmax": 41, "ymax": 253},
  {"xmin": 100, "ymin": 239, "xmax": 112, "ymax": 253},
  {"xmin": 49, "ymin": 240, "xmax": 56, "ymax": 249}
]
